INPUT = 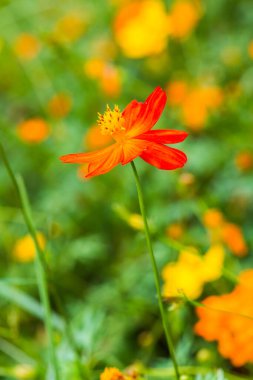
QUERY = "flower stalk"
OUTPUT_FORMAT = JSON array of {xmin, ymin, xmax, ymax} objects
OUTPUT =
[
  {"xmin": 0, "ymin": 142, "xmax": 60, "ymax": 380},
  {"xmin": 130, "ymin": 161, "xmax": 180, "ymax": 380}
]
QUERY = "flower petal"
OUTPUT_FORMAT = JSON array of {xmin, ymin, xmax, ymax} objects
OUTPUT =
[
  {"xmin": 122, "ymin": 87, "xmax": 167, "ymax": 137},
  {"xmin": 137, "ymin": 129, "xmax": 188, "ymax": 144},
  {"xmin": 60, "ymin": 144, "xmax": 115, "ymax": 164},
  {"xmin": 121, "ymin": 139, "xmax": 149, "ymax": 165},
  {"xmin": 85, "ymin": 145, "xmax": 123, "ymax": 178},
  {"xmin": 140, "ymin": 143, "xmax": 187, "ymax": 170}
]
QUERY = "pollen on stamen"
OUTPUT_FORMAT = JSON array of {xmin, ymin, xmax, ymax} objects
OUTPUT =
[{"xmin": 97, "ymin": 104, "xmax": 125, "ymax": 136}]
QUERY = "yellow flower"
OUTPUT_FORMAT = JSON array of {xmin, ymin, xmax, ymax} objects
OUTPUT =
[
  {"xmin": 201, "ymin": 245, "xmax": 225, "ymax": 281},
  {"xmin": 13, "ymin": 364, "xmax": 36, "ymax": 379},
  {"xmin": 162, "ymin": 245, "xmax": 224, "ymax": 300},
  {"xmin": 13, "ymin": 33, "xmax": 41, "ymax": 61},
  {"xmin": 127, "ymin": 214, "xmax": 144, "ymax": 230},
  {"xmin": 168, "ymin": 0, "xmax": 202, "ymax": 39},
  {"xmin": 13, "ymin": 233, "xmax": 46, "ymax": 263},
  {"xmin": 113, "ymin": 0, "xmax": 169, "ymax": 58}
]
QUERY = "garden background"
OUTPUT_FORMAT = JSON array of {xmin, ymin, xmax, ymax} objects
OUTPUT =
[{"xmin": 0, "ymin": 0, "xmax": 253, "ymax": 379}]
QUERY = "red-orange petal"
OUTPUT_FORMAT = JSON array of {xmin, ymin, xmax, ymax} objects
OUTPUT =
[
  {"xmin": 85, "ymin": 145, "xmax": 123, "ymax": 178},
  {"xmin": 121, "ymin": 138, "xmax": 149, "ymax": 165},
  {"xmin": 60, "ymin": 144, "xmax": 115, "ymax": 164},
  {"xmin": 137, "ymin": 129, "xmax": 188, "ymax": 144},
  {"xmin": 140, "ymin": 142, "xmax": 187, "ymax": 170},
  {"xmin": 123, "ymin": 87, "xmax": 167, "ymax": 138}
]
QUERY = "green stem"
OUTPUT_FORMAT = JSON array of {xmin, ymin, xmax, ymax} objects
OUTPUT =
[
  {"xmin": 0, "ymin": 143, "xmax": 60, "ymax": 380},
  {"xmin": 130, "ymin": 161, "xmax": 180, "ymax": 380}
]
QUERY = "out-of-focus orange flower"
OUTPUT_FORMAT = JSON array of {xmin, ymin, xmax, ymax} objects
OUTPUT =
[
  {"xmin": 235, "ymin": 151, "xmax": 253, "ymax": 171},
  {"xmin": 84, "ymin": 125, "xmax": 113, "ymax": 150},
  {"xmin": 13, "ymin": 33, "xmax": 41, "ymax": 60},
  {"xmin": 195, "ymin": 269, "xmax": 253, "ymax": 367},
  {"xmin": 181, "ymin": 86, "xmax": 223, "ymax": 130},
  {"xmin": 53, "ymin": 12, "xmax": 86, "ymax": 44},
  {"xmin": 248, "ymin": 41, "xmax": 253, "ymax": 59},
  {"xmin": 166, "ymin": 223, "xmax": 184, "ymax": 240},
  {"xmin": 60, "ymin": 87, "xmax": 188, "ymax": 179},
  {"xmin": 203, "ymin": 209, "xmax": 224, "ymax": 229},
  {"xmin": 203, "ymin": 209, "xmax": 248, "ymax": 257},
  {"xmin": 84, "ymin": 59, "xmax": 122, "ymax": 97},
  {"xmin": 13, "ymin": 233, "xmax": 46, "ymax": 263},
  {"xmin": 221, "ymin": 222, "xmax": 248, "ymax": 257},
  {"xmin": 100, "ymin": 367, "xmax": 124, "ymax": 380},
  {"xmin": 84, "ymin": 58, "xmax": 106, "ymax": 79},
  {"xmin": 162, "ymin": 245, "xmax": 224, "ymax": 300},
  {"xmin": 178, "ymin": 172, "xmax": 195, "ymax": 186},
  {"xmin": 17, "ymin": 118, "xmax": 50, "ymax": 143},
  {"xmin": 114, "ymin": 0, "xmax": 169, "ymax": 58},
  {"xmin": 166, "ymin": 81, "xmax": 188, "ymax": 106},
  {"xmin": 168, "ymin": 0, "xmax": 202, "ymax": 39},
  {"xmin": 47, "ymin": 93, "xmax": 72, "ymax": 118},
  {"xmin": 181, "ymin": 94, "xmax": 207, "ymax": 130},
  {"xmin": 100, "ymin": 65, "xmax": 121, "ymax": 98},
  {"xmin": 100, "ymin": 366, "xmax": 138, "ymax": 380}
]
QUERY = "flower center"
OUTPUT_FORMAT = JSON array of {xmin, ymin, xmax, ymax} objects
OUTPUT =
[{"xmin": 98, "ymin": 105, "xmax": 125, "ymax": 136}]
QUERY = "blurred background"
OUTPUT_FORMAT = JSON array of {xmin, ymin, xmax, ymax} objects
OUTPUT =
[{"xmin": 0, "ymin": 0, "xmax": 253, "ymax": 379}]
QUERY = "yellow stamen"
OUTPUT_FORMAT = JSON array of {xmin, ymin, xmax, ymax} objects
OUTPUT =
[{"xmin": 98, "ymin": 104, "xmax": 125, "ymax": 136}]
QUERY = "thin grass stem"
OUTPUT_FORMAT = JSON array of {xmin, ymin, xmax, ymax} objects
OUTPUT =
[{"xmin": 0, "ymin": 143, "xmax": 60, "ymax": 380}]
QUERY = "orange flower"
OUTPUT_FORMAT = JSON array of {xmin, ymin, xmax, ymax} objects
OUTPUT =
[
  {"xmin": 47, "ymin": 93, "xmax": 72, "ymax": 118},
  {"xmin": 60, "ymin": 87, "xmax": 188, "ymax": 178},
  {"xmin": 221, "ymin": 222, "xmax": 248, "ymax": 257},
  {"xmin": 100, "ymin": 368, "xmax": 124, "ymax": 380},
  {"xmin": 17, "ymin": 118, "xmax": 50, "ymax": 143},
  {"xmin": 13, "ymin": 33, "xmax": 41, "ymax": 60},
  {"xmin": 168, "ymin": 0, "xmax": 202, "ymax": 39},
  {"xmin": 53, "ymin": 12, "xmax": 86, "ymax": 44},
  {"xmin": 248, "ymin": 41, "xmax": 253, "ymax": 59},
  {"xmin": 84, "ymin": 125, "xmax": 113, "ymax": 150},
  {"xmin": 203, "ymin": 209, "xmax": 248, "ymax": 257},
  {"xmin": 202, "ymin": 208, "xmax": 224, "ymax": 229},
  {"xmin": 235, "ymin": 151, "xmax": 253, "ymax": 171},
  {"xmin": 100, "ymin": 65, "xmax": 121, "ymax": 98},
  {"xmin": 83, "ymin": 59, "xmax": 121, "ymax": 97},
  {"xmin": 195, "ymin": 269, "xmax": 253, "ymax": 366},
  {"xmin": 166, "ymin": 223, "xmax": 184, "ymax": 240},
  {"xmin": 166, "ymin": 80, "xmax": 188, "ymax": 106},
  {"xmin": 181, "ymin": 86, "xmax": 223, "ymax": 130},
  {"xmin": 84, "ymin": 58, "xmax": 106, "ymax": 79}
]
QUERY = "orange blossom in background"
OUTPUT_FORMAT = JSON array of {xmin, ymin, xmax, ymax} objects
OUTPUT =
[{"xmin": 60, "ymin": 87, "xmax": 188, "ymax": 178}]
